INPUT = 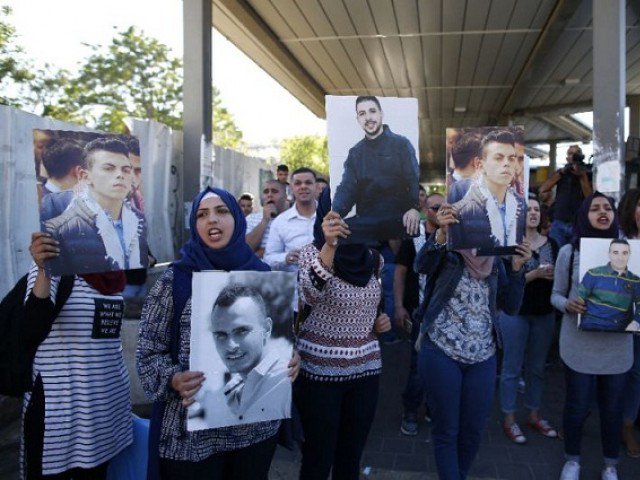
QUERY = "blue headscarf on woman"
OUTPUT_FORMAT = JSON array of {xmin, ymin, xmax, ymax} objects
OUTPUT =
[{"xmin": 174, "ymin": 186, "xmax": 270, "ymax": 273}]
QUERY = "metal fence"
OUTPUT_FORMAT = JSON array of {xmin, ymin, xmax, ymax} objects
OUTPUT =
[{"xmin": 0, "ymin": 107, "xmax": 273, "ymax": 297}]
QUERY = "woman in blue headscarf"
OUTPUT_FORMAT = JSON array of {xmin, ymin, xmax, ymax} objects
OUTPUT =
[{"xmin": 137, "ymin": 187, "xmax": 299, "ymax": 479}]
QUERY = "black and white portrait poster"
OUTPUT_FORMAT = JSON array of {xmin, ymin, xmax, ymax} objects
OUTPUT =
[
  {"xmin": 577, "ymin": 238, "xmax": 640, "ymax": 333},
  {"xmin": 326, "ymin": 95, "xmax": 420, "ymax": 244},
  {"xmin": 35, "ymin": 129, "xmax": 148, "ymax": 276},
  {"xmin": 188, "ymin": 270, "xmax": 296, "ymax": 431},
  {"xmin": 445, "ymin": 126, "xmax": 527, "ymax": 255}
]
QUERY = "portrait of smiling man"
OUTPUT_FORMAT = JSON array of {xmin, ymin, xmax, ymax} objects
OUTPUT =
[
  {"xmin": 329, "ymin": 95, "xmax": 420, "ymax": 244},
  {"xmin": 447, "ymin": 129, "xmax": 527, "ymax": 254},
  {"xmin": 578, "ymin": 239, "xmax": 640, "ymax": 333},
  {"xmin": 193, "ymin": 283, "xmax": 291, "ymax": 428},
  {"xmin": 44, "ymin": 136, "xmax": 148, "ymax": 276}
]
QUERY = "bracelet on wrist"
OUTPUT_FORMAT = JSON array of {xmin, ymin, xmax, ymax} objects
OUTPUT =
[{"xmin": 434, "ymin": 229, "xmax": 446, "ymax": 245}]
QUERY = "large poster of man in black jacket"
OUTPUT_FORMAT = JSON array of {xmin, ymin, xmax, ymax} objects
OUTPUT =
[{"xmin": 327, "ymin": 95, "xmax": 421, "ymax": 244}]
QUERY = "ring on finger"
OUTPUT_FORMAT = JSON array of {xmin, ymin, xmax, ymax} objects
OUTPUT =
[{"xmin": 329, "ymin": 219, "xmax": 336, "ymax": 227}]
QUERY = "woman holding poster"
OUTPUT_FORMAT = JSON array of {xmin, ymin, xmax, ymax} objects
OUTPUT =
[
  {"xmin": 551, "ymin": 193, "xmax": 632, "ymax": 480},
  {"xmin": 21, "ymin": 233, "xmax": 131, "ymax": 479},
  {"xmin": 136, "ymin": 187, "xmax": 299, "ymax": 480},
  {"xmin": 295, "ymin": 188, "xmax": 391, "ymax": 480},
  {"xmin": 413, "ymin": 204, "xmax": 530, "ymax": 480}
]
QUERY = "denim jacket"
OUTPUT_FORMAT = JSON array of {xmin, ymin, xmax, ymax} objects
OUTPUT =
[{"xmin": 414, "ymin": 234, "xmax": 526, "ymax": 345}]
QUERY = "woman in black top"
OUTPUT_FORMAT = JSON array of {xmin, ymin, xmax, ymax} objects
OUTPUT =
[{"xmin": 499, "ymin": 197, "xmax": 559, "ymax": 443}]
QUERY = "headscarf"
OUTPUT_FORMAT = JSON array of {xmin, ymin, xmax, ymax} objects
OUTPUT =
[
  {"xmin": 173, "ymin": 186, "xmax": 270, "ymax": 273},
  {"xmin": 313, "ymin": 188, "xmax": 375, "ymax": 287},
  {"xmin": 456, "ymin": 249, "xmax": 493, "ymax": 280},
  {"xmin": 571, "ymin": 191, "xmax": 619, "ymax": 250}
]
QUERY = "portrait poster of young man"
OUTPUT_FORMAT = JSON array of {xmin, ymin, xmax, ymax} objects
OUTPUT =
[
  {"xmin": 326, "ymin": 95, "xmax": 421, "ymax": 244},
  {"xmin": 577, "ymin": 238, "xmax": 640, "ymax": 333},
  {"xmin": 188, "ymin": 270, "xmax": 296, "ymax": 431},
  {"xmin": 445, "ymin": 126, "xmax": 528, "ymax": 255},
  {"xmin": 35, "ymin": 130, "xmax": 149, "ymax": 276}
]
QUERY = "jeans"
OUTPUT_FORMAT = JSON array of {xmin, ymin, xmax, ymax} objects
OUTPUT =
[
  {"xmin": 499, "ymin": 312, "xmax": 555, "ymax": 413},
  {"xmin": 402, "ymin": 312, "xmax": 425, "ymax": 413},
  {"xmin": 563, "ymin": 365, "xmax": 627, "ymax": 463},
  {"xmin": 296, "ymin": 375, "xmax": 379, "ymax": 480},
  {"xmin": 159, "ymin": 434, "xmax": 278, "ymax": 479},
  {"xmin": 418, "ymin": 339, "xmax": 496, "ymax": 480},
  {"xmin": 549, "ymin": 219, "xmax": 574, "ymax": 249},
  {"xmin": 624, "ymin": 336, "xmax": 640, "ymax": 421}
]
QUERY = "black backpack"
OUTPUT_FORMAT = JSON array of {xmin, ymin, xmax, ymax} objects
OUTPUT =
[{"xmin": 0, "ymin": 274, "xmax": 74, "ymax": 397}]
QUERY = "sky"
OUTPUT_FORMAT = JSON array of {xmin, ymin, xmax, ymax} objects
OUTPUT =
[{"xmin": 4, "ymin": 0, "xmax": 326, "ymax": 147}]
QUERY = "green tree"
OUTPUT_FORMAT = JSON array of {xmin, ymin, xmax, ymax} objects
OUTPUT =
[
  {"xmin": 0, "ymin": 6, "xmax": 33, "ymax": 106},
  {"xmin": 279, "ymin": 135, "xmax": 329, "ymax": 177},
  {"xmin": 57, "ymin": 26, "xmax": 183, "ymax": 132},
  {"xmin": 212, "ymin": 85, "xmax": 244, "ymax": 150},
  {"xmin": 40, "ymin": 26, "xmax": 244, "ymax": 149}
]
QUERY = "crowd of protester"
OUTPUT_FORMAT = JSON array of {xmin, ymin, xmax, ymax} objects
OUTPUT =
[{"xmin": 14, "ymin": 143, "xmax": 640, "ymax": 480}]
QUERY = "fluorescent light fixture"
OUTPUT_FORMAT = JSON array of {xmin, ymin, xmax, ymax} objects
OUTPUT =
[
  {"xmin": 454, "ymin": 106, "xmax": 467, "ymax": 113},
  {"xmin": 564, "ymin": 78, "xmax": 580, "ymax": 85}
]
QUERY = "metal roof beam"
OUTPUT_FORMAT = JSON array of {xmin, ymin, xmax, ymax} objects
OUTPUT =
[{"xmin": 538, "ymin": 115, "xmax": 592, "ymax": 142}]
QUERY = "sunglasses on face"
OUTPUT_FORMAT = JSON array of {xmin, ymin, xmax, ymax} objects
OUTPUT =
[{"xmin": 428, "ymin": 205, "xmax": 442, "ymax": 212}]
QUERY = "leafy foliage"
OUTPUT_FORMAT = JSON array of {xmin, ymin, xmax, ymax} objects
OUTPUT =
[
  {"xmin": 279, "ymin": 135, "xmax": 329, "ymax": 177},
  {"xmin": 0, "ymin": 6, "xmax": 33, "ymax": 106},
  {"xmin": 0, "ymin": 23, "xmax": 244, "ymax": 148}
]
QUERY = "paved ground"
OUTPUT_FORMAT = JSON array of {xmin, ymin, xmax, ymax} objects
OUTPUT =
[{"xmin": 2, "ymin": 338, "xmax": 640, "ymax": 479}]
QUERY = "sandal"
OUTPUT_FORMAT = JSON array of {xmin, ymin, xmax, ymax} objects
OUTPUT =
[
  {"xmin": 528, "ymin": 418, "xmax": 558, "ymax": 438},
  {"xmin": 503, "ymin": 422, "xmax": 527, "ymax": 444}
]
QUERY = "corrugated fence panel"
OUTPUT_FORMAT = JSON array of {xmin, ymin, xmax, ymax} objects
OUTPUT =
[
  {"xmin": 0, "ymin": 107, "xmax": 95, "ymax": 297},
  {"xmin": 129, "ymin": 118, "xmax": 182, "ymax": 262},
  {"xmin": 212, "ymin": 146, "xmax": 269, "ymax": 198}
]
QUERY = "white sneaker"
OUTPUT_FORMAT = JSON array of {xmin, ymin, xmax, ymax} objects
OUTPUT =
[
  {"xmin": 560, "ymin": 460, "xmax": 580, "ymax": 480},
  {"xmin": 601, "ymin": 466, "xmax": 619, "ymax": 480}
]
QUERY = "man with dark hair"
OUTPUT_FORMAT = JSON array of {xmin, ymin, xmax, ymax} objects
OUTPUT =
[
  {"xmin": 394, "ymin": 192, "xmax": 443, "ymax": 435},
  {"xmin": 578, "ymin": 239, "xmax": 640, "ymax": 333},
  {"xmin": 45, "ymin": 137, "xmax": 148, "ymax": 275},
  {"xmin": 246, "ymin": 180, "xmax": 288, "ymax": 257},
  {"xmin": 539, "ymin": 144, "xmax": 592, "ymax": 247},
  {"xmin": 277, "ymin": 164, "xmax": 293, "ymax": 202},
  {"xmin": 512, "ymin": 128, "xmax": 526, "ymax": 197},
  {"xmin": 39, "ymin": 140, "xmax": 86, "ymax": 222},
  {"xmin": 332, "ymin": 95, "xmax": 420, "ymax": 243},
  {"xmin": 448, "ymin": 130, "xmax": 526, "ymax": 251},
  {"xmin": 238, "ymin": 193, "xmax": 254, "ymax": 217},
  {"xmin": 200, "ymin": 284, "xmax": 289, "ymax": 424},
  {"xmin": 315, "ymin": 177, "xmax": 329, "ymax": 199},
  {"xmin": 446, "ymin": 133, "xmax": 480, "ymax": 190},
  {"xmin": 124, "ymin": 136, "xmax": 144, "ymax": 212},
  {"xmin": 265, "ymin": 168, "xmax": 316, "ymax": 311},
  {"xmin": 41, "ymin": 139, "xmax": 86, "ymax": 196}
]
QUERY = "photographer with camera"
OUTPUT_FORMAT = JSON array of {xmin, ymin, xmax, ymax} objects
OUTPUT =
[{"xmin": 539, "ymin": 145, "xmax": 593, "ymax": 247}]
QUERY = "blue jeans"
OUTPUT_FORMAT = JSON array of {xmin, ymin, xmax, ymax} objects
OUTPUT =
[
  {"xmin": 499, "ymin": 312, "xmax": 555, "ymax": 413},
  {"xmin": 418, "ymin": 339, "xmax": 496, "ymax": 480},
  {"xmin": 549, "ymin": 219, "xmax": 573, "ymax": 248},
  {"xmin": 624, "ymin": 336, "xmax": 640, "ymax": 421},
  {"xmin": 563, "ymin": 366, "xmax": 627, "ymax": 463},
  {"xmin": 402, "ymin": 312, "xmax": 425, "ymax": 413}
]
